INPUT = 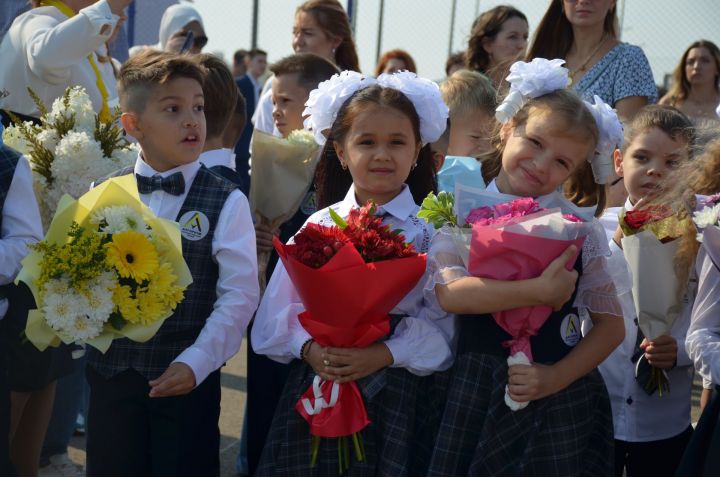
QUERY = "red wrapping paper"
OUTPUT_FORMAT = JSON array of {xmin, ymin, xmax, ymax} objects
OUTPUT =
[
  {"xmin": 467, "ymin": 228, "xmax": 585, "ymax": 361},
  {"xmin": 274, "ymin": 236, "xmax": 427, "ymax": 437}
]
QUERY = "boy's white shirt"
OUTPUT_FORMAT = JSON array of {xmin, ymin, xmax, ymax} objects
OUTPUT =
[
  {"xmin": 132, "ymin": 155, "xmax": 259, "ymax": 386},
  {"xmin": 199, "ymin": 148, "xmax": 236, "ymax": 170},
  {"xmin": 582, "ymin": 201, "xmax": 694, "ymax": 442},
  {"xmin": 0, "ymin": 155, "xmax": 43, "ymax": 319}
]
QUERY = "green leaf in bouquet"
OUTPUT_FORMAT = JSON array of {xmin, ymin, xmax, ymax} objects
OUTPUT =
[
  {"xmin": 94, "ymin": 106, "xmax": 128, "ymax": 158},
  {"xmin": 5, "ymin": 110, "xmax": 54, "ymax": 183},
  {"xmin": 329, "ymin": 207, "xmax": 348, "ymax": 229},
  {"xmin": 417, "ymin": 191, "xmax": 458, "ymax": 229},
  {"xmin": 27, "ymin": 87, "xmax": 49, "ymax": 118},
  {"xmin": 108, "ymin": 311, "xmax": 126, "ymax": 331}
]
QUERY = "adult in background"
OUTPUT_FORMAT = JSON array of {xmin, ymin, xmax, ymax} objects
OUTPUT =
[
  {"xmin": 445, "ymin": 51, "xmax": 466, "ymax": 78},
  {"xmin": 527, "ymin": 0, "xmax": 656, "ymax": 121},
  {"xmin": 232, "ymin": 48, "xmax": 249, "ymax": 80},
  {"xmin": 465, "ymin": 5, "xmax": 528, "ymax": 89},
  {"xmin": 0, "ymin": 0, "xmax": 130, "ymax": 125},
  {"xmin": 157, "ymin": 3, "xmax": 206, "ymax": 54},
  {"xmin": 375, "ymin": 49, "xmax": 417, "ymax": 76},
  {"xmin": 234, "ymin": 48, "xmax": 268, "ymax": 194},
  {"xmin": 252, "ymin": 0, "xmax": 360, "ymax": 136},
  {"xmin": 660, "ymin": 40, "xmax": 720, "ymax": 123}
]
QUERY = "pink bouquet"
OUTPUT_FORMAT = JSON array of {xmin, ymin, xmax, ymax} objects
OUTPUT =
[{"xmin": 420, "ymin": 188, "xmax": 594, "ymax": 410}]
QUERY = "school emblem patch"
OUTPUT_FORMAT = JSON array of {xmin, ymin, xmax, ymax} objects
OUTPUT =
[
  {"xmin": 560, "ymin": 312, "xmax": 581, "ymax": 346},
  {"xmin": 178, "ymin": 210, "xmax": 210, "ymax": 241}
]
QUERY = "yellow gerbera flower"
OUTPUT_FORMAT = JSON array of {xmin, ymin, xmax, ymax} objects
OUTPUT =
[{"xmin": 106, "ymin": 230, "xmax": 159, "ymax": 281}]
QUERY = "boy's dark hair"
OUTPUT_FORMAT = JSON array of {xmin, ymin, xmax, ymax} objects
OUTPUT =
[
  {"xmin": 197, "ymin": 54, "xmax": 239, "ymax": 138},
  {"xmin": 269, "ymin": 53, "xmax": 340, "ymax": 92},
  {"xmin": 622, "ymin": 105, "xmax": 695, "ymax": 153},
  {"xmin": 118, "ymin": 49, "xmax": 205, "ymax": 113},
  {"xmin": 247, "ymin": 48, "xmax": 267, "ymax": 59},
  {"xmin": 314, "ymin": 85, "xmax": 436, "ymax": 208},
  {"xmin": 233, "ymin": 49, "xmax": 249, "ymax": 66}
]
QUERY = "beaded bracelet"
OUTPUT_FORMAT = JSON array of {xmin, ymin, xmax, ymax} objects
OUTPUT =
[{"xmin": 300, "ymin": 338, "xmax": 314, "ymax": 361}]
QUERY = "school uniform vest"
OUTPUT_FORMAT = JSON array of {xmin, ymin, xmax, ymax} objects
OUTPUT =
[
  {"xmin": 457, "ymin": 251, "xmax": 584, "ymax": 364},
  {"xmin": 208, "ymin": 164, "xmax": 244, "ymax": 189},
  {"xmin": 87, "ymin": 165, "xmax": 237, "ymax": 380},
  {"xmin": 0, "ymin": 145, "xmax": 20, "ymax": 299}
]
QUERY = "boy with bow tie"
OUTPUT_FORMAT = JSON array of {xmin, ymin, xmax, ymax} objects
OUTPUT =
[{"xmin": 85, "ymin": 50, "xmax": 259, "ymax": 477}]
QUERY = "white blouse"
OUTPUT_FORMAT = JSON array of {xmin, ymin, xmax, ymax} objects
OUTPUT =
[
  {"xmin": 686, "ymin": 229, "xmax": 720, "ymax": 387},
  {"xmin": 251, "ymin": 184, "xmax": 455, "ymax": 376},
  {"xmin": 0, "ymin": 1, "xmax": 118, "ymax": 118},
  {"xmin": 585, "ymin": 205, "xmax": 694, "ymax": 443}
]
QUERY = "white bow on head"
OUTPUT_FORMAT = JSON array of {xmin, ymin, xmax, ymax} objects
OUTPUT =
[{"xmin": 303, "ymin": 70, "xmax": 448, "ymax": 146}]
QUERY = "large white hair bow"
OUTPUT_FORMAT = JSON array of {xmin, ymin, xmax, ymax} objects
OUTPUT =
[
  {"xmin": 495, "ymin": 58, "xmax": 570, "ymax": 124},
  {"xmin": 303, "ymin": 70, "xmax": 448, "ymax": 146},
  {"xmin": 584, "ymin": 95, "xmax": 624, "ymax": 184}
]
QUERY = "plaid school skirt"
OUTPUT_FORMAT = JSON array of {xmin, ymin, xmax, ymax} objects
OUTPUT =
[
  {"xmin": 427, "ymin": 352, "xmax": 614, "ymax": 477},
  {"xmin": 255, "ymin": 359, "xmax": 439, "ymax": 476}
]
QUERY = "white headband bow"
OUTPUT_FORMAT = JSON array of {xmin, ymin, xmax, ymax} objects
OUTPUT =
[
  {"xmin": 495, "ymin": 58, "xmax": 623, "ymax": 184},
  {"xmin": 303, "ymin": 70, "xmax": 449, "ymax": 146},
  {"xmin": 583, "ymin": 95, "xmax": 624, "ymax": 184}
]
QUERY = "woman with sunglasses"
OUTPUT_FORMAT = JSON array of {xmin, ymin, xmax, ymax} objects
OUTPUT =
[{"xmin": 159, "ymin": 3, "xmax": 208, "ymax": 55}]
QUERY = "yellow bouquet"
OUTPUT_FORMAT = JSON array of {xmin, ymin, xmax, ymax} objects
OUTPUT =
[{"xmin": 17, "ymin": 175, "xmax": 192, "ymax": 353}]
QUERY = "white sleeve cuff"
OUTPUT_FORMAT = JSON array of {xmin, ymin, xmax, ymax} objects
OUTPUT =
[
  {"xmin": 80, "ymin": 0, "xmax": 118, "ymax": 37},
  {"xmin": 384, "ymin": 337, "xmax": 410, "ymax": 369},
  {"xmin": 173, "ymin": 346, "xmax": 214, "ymax": 387}
]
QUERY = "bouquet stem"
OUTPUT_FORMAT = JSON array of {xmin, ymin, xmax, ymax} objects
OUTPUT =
[
  {"xmin": 310, "ymin": 432, "xmax": 366, "ymax": 474},
  {"xmin": 649, "ymin": 367, "xmax": 670, "ymax": 397},
  {"xmin": 310, "ymin": 436, "xmax": 321, "ymax": 467}
]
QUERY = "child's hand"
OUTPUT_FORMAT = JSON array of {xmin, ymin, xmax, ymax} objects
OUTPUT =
[
  {"xmin": 536, "ymin": 245, "xmax": 578, "ymax": 310},
  {"xmin": 255, "ymin": 222, "xmax": 277, "ymax": 253},
  {"xmin": 321, "ymin": 344, "xmax": 394, "ymax": 384},
  {"xmin": 304, "ymin": 341, "xmax": 336, "ymax": 381},
  {"xmin": 641, "ymin": 335, "xmax": 677, "ymax": 369},
  {"xmin": 507, "ymin": 363, "xmax": 564, "ymax": 402},
  {"xmin": 148, "ymin": 362, "xmax": 196, "ymax": 398}
]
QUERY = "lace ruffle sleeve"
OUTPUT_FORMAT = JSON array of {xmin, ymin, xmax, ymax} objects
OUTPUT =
[{"xmin": 573, "ymin": 218, "xmax": 628, "ymax": 317}]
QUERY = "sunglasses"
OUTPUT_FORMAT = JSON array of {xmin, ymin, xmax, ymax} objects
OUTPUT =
[{"xmin": 193, "ymin": 35, "xmax": 208, "ymax": 49}]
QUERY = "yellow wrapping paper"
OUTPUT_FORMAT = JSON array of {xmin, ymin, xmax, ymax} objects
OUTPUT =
[
  {"xmin": 249, "ymin": 130, "xmax": 320, "ymax": 290},
  {"xmin": 16, "ymin": 175, "xmax": 193, "ymax": 353}
]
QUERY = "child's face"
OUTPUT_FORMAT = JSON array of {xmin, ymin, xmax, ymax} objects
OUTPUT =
[
  {"xmin": 271, "ymin": 73, "xmax": 309, "ymax": 138},
  {"xmin": 334, "ymin": 105, "xmax": 420, "ymax": 205},
  {"xmin": 447, "ymin": 111, "xmax": 493, "ymax": 158},
  {"xmin": 496, "ymin": 112, "xmax": 590, "ymax": 197},
  {"xmin": 615, "ymin": 126, "xmax": 688, "ymax": 203},
  {"xmin": 122, "ymin": 77, "xmax": 206, "ymax": 172}
]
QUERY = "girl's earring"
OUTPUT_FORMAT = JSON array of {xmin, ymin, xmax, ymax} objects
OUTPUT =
[
  {"xmin": 412, "ymin": 162, "xmax": 418, "ymax": 170},
  {"xmin": 340, "ymin": 162, "xmax": 348, "ymax": 170}
]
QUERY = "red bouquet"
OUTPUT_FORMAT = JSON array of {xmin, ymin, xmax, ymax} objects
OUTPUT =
[{"xmin": 274, "ymin": 201, "xmax": 426, "ymax": 468}]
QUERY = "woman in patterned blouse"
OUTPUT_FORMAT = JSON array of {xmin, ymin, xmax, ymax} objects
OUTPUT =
[{"xmin": 527, "ymin": 0, "xmax": 657, "ymax": 121}]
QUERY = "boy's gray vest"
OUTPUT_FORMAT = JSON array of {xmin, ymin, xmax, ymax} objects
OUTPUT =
[{"xmin": 87, "ymin": 165, "xmax": 237, "ymax": 380}]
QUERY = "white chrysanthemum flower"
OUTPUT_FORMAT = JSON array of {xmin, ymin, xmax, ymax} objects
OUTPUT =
[
  {"xmin": 65, "ymin": 315, "xmax": 104, "ymax": 341},
  {"xmin": 37, "ymin": 128, "xmax": 59, "ymax": 152},
  {"xmin": 111, "ymin": 144, "xmax": 139, "ymax": 168},
  {"xmin": 85, "ymin": 287, "xmax": 114, "ymax": 323},
  {"xmin": 2, "ymin": 123, "xmax": 32, "ymax": 154},
  {"xmin": 52, "ymin": 131, "xmax": 104, "ymax": 197},
  {"xmin": 49, "ymin": 87, "xmax": 95, "ymax": 132},
  {"xmin": 92, "ymin": 271, "xmax": 118, "ymax": 292},
  {"xmin": 43, "ymin": 292, "xmax": 75, "ymax": 331},
  {"xmin": 43, "ymin": 276, "xmax": 71, "ymax": 296},
  {"xmin": 91, "ymin": 205, "xmax": 149, "ymax": 235},
  {"xmin": 693, "ymin": 203, "xmax": 720, "ymax": 228}
]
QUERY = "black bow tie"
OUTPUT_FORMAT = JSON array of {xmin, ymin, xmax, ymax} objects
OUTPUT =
[{"xmin": 135, "ymin": 172, "xmax": 185, "ymax": 196}]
